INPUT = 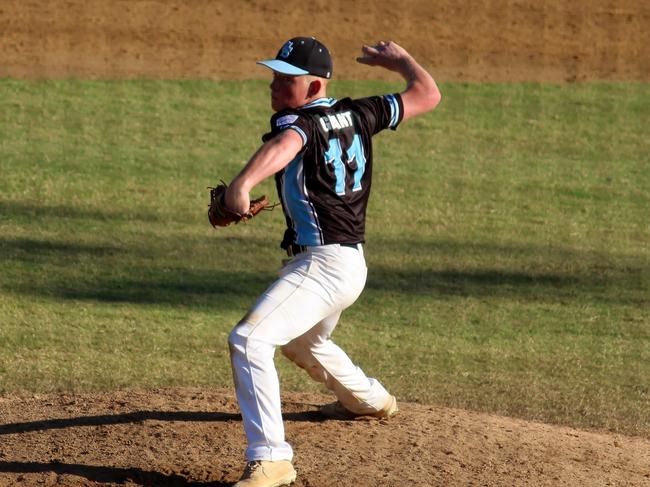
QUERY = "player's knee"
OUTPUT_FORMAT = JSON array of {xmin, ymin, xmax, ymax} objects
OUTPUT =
[
  {"xmin": 229, "ymin": 322, "xmax": 276, "ymax": 361},
  {"xmin": 228, "ymin": 324, "xmax": 249, "ymax": 356}
]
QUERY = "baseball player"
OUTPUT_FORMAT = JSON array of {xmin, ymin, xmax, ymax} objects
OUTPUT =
[{"xmin": 223, "ymin": 37, "xmax": 441, "ymax": 486}]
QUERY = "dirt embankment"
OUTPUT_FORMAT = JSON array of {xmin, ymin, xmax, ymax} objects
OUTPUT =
[{"xmin": 1, "ymin": 0, "xmax": 648, "ymax": 82}]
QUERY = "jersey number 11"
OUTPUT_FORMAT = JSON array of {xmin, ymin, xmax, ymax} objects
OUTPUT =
[{"xmin": 324, "ymin": 134, "xmax": 367, "ymax": 196}]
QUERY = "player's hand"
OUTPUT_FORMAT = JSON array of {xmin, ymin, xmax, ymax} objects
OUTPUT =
[
  {"xmin": 224, "ymin": 182, "xmax": 250, "ymax": 216},
  {"xmin": 356, "ymin": 41, "xmax": 411, "ymax": 73}
]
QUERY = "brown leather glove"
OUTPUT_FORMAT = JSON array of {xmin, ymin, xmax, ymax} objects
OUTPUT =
[{"xmin": 208, "ymin": 182, "xmax": 270, "ymax": 228}]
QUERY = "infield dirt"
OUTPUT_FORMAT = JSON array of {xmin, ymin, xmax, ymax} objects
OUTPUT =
[
  {"xmin": 1, "ymin": 1, "xmax": 649, "ymax": 486},
  {"xmin": 1, "ymin": 389, "xmax": 649, "ymax": 486},
  {"xmin": 2, "ymin": 0, "xmax": 649, "ymax": 82}
]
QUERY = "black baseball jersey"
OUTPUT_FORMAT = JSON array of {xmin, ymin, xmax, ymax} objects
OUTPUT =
[{"xmin": 262, "ymin": 94, "xmax": 404, "ymax": 249}]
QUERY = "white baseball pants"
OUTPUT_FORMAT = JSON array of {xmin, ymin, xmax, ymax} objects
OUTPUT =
[{"xmin": 228, "ymin": 243, "xmax": 392, "ymax": 461}]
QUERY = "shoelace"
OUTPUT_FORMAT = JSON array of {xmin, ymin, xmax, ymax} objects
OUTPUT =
[{"xmin": 243, "ymin": 461, "xmax": 263, "ymax": 476}]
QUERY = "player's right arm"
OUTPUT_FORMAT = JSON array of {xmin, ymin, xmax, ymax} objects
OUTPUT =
[
  {"xmin": 356, "ymin": 41, "xmax": 441, "ymax": 121},
  {"xmin": 224, "ymin": 128, "xmax": 303, "ymax": 215}
]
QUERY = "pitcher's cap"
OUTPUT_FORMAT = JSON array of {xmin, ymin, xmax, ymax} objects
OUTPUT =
[{"xmin": 257, "ymin": 37, "xmax": 332, "ymax": 79}]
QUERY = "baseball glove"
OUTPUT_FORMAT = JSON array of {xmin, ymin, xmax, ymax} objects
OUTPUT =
[{"xmin": 208, "ymin": 182, "xmax": 271, "ymax": 228}]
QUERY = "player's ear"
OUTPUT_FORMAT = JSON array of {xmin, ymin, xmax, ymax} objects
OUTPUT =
[{"xmin": 307, "ymin": 78, "xmax": 322, "ymax": 98}]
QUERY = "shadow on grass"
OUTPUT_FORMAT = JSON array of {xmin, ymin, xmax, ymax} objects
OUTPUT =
[
  {"xmin": 1, "ymin": 273, "xmax": 273, "ymax": 308},
  {"xmin": 0, "ymin": 200, "xmax": 163, "ymax": 223},
  {"xmin": 1, "ymin": 271, "xmax": 272, "ymax": 309},
  {"xmin": 0, "ymin": 236, "xmax": 124, "ymax": 257},
  {"xmin": 0, "ymin": 235, "xmax": 275, "ymax": 308},
  {"xmin": 365, "ymin": 267, "xmax": 648, "ymax": 305},
  {"xmin": 367, "ymin": 267, "xmax": 581, "ymax": 297},
  {"xmin": 363, "ymin": 237, "xmax": 649, "ymax": 305},
  {"xmin": 1, "ymin": 235, "xmax": 647, "ymax": 306}
]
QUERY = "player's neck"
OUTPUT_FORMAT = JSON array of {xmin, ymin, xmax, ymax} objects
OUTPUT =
[{"xmin": 303, "ymin": 90, "xmax": 328, "ymax": 106}]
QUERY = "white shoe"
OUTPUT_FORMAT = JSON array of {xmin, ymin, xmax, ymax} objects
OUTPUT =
[{"xmin": 234, "ymin": 460, "xmax": 297, "ymax": 487}]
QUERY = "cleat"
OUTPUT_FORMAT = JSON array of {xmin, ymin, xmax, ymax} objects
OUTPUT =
[
  {"xmin": 234, "ymin": 460, "xmax": 296, "ymax": 487},
  {"xmin": 320, "ymin": 395, "xmax": 398, "ymax": 420}
]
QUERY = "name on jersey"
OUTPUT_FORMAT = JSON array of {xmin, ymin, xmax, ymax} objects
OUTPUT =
[{"xmin": 318, "ymin": 111, "xmax": 353, "ymax": 132}]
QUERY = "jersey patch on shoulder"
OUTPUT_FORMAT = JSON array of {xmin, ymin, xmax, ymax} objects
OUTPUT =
[{"xmin": 276, "ymin": 114, "xmax": 300, "ymax": 127}]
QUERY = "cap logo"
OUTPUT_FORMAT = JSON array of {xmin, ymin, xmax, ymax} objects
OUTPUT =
[{"xmin": 279, "ymin": 41, "xmax": 294, "ymax": 59}]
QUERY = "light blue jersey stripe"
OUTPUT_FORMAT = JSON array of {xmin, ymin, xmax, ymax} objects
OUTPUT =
[
  {"xmin": 302, "ymin": 97, "xmax": 337, "ymax": 109},
  {"xmin": 289, "ymin": 125, "xmax": 308, "ymax": 146},
  {"xmin": 282, "ymin": 155, "xmax": 323, "ymax": 245},
  {"xmin": 384, "ymin": 94, "xmax": 400, "ymax": 128}
]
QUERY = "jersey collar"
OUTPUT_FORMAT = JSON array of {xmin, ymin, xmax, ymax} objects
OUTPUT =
[{"xmin": 301, "ymin": 97, "xmax": 337, "ymax": 109}]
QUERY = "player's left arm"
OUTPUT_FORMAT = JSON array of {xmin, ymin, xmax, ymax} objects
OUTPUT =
[{"xmin": 224, "ymin": 128, "xmax": 303, "ymax": 214}]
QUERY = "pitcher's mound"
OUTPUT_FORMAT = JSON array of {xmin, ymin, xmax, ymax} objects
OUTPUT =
[{"xmin": 0, "ymin": 388, "xmax": 648, "ymax": 486}]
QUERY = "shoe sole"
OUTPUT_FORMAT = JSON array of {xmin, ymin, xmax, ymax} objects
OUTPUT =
[
  {"xmin": 234, "ymin": 469, "xmax": 296, "ymax": 487},
  {"xmin": 272, "ymin": 472, "xmax": 297, "ymax": 486}
]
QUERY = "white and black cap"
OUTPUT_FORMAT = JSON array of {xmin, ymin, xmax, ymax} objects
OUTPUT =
[{"xmin": 257, "ymin": 37, "xmax": 332, "ymax": 79}]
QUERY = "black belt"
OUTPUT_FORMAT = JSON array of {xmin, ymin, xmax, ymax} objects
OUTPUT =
[{"xmin": 286, "ymin": 243, "xmax": 359, "ymax": 257}]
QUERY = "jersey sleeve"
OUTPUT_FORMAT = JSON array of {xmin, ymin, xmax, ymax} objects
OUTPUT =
[
  {"xmin": 353, "ymin": 93, "xmax": 404, "ymax": 135},
  {"xmin": 262, "ymin": 109, "xmax": 314, "ymax": 146}
]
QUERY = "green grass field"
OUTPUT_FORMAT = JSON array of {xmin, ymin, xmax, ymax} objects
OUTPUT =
[{"xmin": 0, "ymin": 79, "xmax": 648, "ymax": 436}]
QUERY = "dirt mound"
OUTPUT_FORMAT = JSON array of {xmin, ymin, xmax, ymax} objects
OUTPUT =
[
  {"xmin": 0, "ymin": 389, "xmax": 648, "ymax": 486},
  {"xmin": 1, "ymin": 0, "xmax": 648, "ymax": 82}
]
